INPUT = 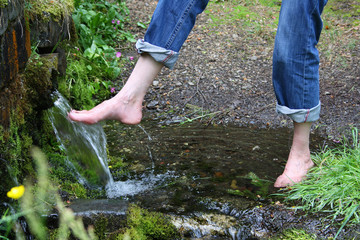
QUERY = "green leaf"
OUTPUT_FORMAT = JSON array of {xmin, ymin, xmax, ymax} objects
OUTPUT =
[{"xmin": 137, "ymin": 22, "xmax": 147, "ymax": 29}]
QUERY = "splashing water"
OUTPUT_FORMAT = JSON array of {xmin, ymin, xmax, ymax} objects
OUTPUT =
[
  {"xmin": 48, "ymin": 91, "xmax": 177, "ymax": 196},
  {"xmin": 105, "ymin": 171, "xmax": 177, "ymax": 198},
  {"xmin": 48, "ymin": 91, "xmax": 113, "ymax": 188}
]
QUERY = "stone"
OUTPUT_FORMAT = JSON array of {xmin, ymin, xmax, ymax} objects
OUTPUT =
[
  {"xmin": 8, "ymin": 0, "xmax": 23, "ymax": 21},
  {"xmin": 0, "ymin": 17, "xmax": 31, "ymax": 87},
  {"xmin": 29, "ymin": 14, "xmax": 73, "ymax": 49},
  {"xmin": 46, "ymin": 199, "xmax": 129, "ymax": 232},
  {"xmin": 0, "ymin": 8, "xmax": 9, "ymax": 35},
  {"xmin": 147, "ymin": 100, "xmax": 159, "ymax": 109}
]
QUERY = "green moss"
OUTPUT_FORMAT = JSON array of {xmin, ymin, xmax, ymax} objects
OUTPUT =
[
  {"xmin": 0, "ymin": 0, "xmax": 8, "ymax": 8},
  {"xmin": 0, "ymin": 92, "xmax": 34, "ymax": 201},
  {"xmin": 26, "ymin": 0, "xmax": 74, "ymax": 22},
  {"xmin": 24, "ymin": 54, "xmax": 55, "ymax": 106},
  {"xmin": 48, "ymin": 228, "xmax": 70, "ymax": 240},
  {"xmin": 0, "ymin": 53, "xmax": 60, "ymax": 201},
  {"xmin": 272, "ymin": 228, "xmax": 316, "ymax": 240},
  {"xmin": 117, "ymin": 227, "xmax": 147, "ymax": 240},
  {"xmin": 94, "ymin": 216, "xmax": 109, "ymax": 239},
  {"xmin": 1, "ymin": 112, "xmax": 35, "ymax": 186},
  {"xmin": 108, "ymin": 155, "xmax": 129, "ymax": 180},
  {"xmin": 61, "ymin": 182, "xmax": 87, "ymax": 199},
  {"xmin": 117, "ymin": 204, "xmax": 180, "ymax": 240},
  {"xmin": 49, "ymin": 160, "xmax": 78, "ymax": 183}
]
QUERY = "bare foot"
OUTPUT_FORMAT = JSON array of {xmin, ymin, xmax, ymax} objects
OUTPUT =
[
  {"xmin": 274, "ymin": 148, "xmax": 314, "ymax": 188},
  {"xmin": 68, "ymin": 54, "xmax": 163, "ymax": 125},
  {"xmin": 68, "ymin": 94, "xmax": 143, "ymax": 125},
  {"xmin": 274, "ymin": 122, "xmax": 314, "ymax": 188}
]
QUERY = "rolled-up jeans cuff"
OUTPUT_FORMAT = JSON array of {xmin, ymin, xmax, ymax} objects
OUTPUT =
[
  {"xmin": 276, "ymin": 102, "xmax": 321, "ymax": 123},
  {"xmin": 136, "ymin": 39, "xmax": 179, "ymax": 69}
]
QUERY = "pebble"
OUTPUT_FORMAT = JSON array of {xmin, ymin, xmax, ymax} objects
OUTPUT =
[{"xmin": 175, "ymin": 81, "xmax": 182, "ymax": 86}]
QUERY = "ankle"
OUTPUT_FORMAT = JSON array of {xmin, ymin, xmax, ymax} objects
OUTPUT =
[{"xmin": 114, "ymin": 89, "xmax": 143, "ymax": 106}]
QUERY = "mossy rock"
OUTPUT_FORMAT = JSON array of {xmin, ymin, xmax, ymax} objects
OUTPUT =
[
  {"xmin": 0, "ymin": 53, "xmax": 59, "ymax": 202},
  {"xmin": 0, "ymin": 0, "xmax": 8, "ymax": 8},
  {"xmin": 121, "ymin": 204, "xmax": 180, "ymax": 240},
  {"xmin": 26, "ymin": 0, "xmax": 74, "ymax": 22}
]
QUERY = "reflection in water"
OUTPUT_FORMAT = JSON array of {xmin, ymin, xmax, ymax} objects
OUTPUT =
[{"xmin": 104, "ymin": 121, "xmax": 301, "ymax": 193}]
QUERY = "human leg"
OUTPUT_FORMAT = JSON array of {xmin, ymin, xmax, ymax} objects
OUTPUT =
[
  {"xmin": 68, "ymin": 53, "xmax": 163, "ymax": 124},
  {"xmin": 272, "ymin": 0, "xmax": 327, "ymax": 187},
  {"xmin": 68, "ymin": 0, "xmax": 209, "ymax": 124}
]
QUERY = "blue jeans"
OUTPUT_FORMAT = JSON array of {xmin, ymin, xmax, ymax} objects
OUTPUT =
[
  {"xmin": 273, "ymin": 0, "xmax": 327, "ymax": 122},
  {"xmin": 136, "ymin": 0, "xmax": 209, "ymax": 69},
  {"xmin": 137, "ymin": 0, "xmax": 327, "ymax": 123}
]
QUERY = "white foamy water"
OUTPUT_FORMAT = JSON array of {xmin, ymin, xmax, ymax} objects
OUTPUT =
[{"xmin": 106, "ymin": 171, "xmax": 177, "ymax": 198}]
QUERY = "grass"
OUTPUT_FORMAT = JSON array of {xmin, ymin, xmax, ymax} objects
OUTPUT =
[
  {"xmin": 205, "ymin": 0, "xmax": 359, "ymax": 69},
  {"xmin": 281, "ymin": 128, "xmax": 360, "ymax": 237},
  {"xmin": 205, "ymin": 0, "xmax": 280, "ymax": 41},
  {"xmin": 318, "ymin": 0, "xmax": 360, "ymax": 68}
]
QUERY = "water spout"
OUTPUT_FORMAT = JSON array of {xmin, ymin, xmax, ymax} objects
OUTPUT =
[{"xmin": 48, "ymin": 91, "xmax": 113, "ymax": 188}]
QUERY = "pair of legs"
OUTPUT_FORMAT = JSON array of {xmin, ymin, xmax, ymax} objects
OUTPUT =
[
  {"xmin": 69, "ymin": 0, "xmax": 328, "ymax": 187},
  {"xmin": 68, "ymin": 54, "xmax": 313, "ymax": 188}
]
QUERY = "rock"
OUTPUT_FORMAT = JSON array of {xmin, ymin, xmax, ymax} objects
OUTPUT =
[
  {"xmin": 252, "ymin": 145, "xmax": 260, "ymax": 151},
  {"xmin": 29, "ymin": 14, "xmax": 74, "ymax": 50},
  {"xmin": 70, "ymin": 199, "xmax": 128, "ymax": 231},
  {"xmin": 171, "ymin": 213, "xmax": 252, "ymax": 239},
  {"xmin": 147, "ymin": 100, "xmax": 159, "ymax": 109},
  {"xmin": 0, "ymin": 3, "xmax": 31, "ymax": 85},
  {"xmin": 130, "ymin": 163, "xmax": 146, "ymax": 172},
  {"xmin": 175, "ymin": 81, "xmax": 182, "ymax": 86},
  {"xmin": 230, "ymin": 180, "xmax": 238, "ymax": 190}
]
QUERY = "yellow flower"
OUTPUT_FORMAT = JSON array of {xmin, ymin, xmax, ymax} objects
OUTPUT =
[{"xmin": 7, "ymin": 185, "xmax": 25, "ymax": 200}]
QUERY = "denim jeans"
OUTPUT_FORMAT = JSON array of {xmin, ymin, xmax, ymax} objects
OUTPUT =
[
  {"xmin": 136, "ymin": 0, "xmax": 209, "ymax": 69},
  {"xmin": 273, "ymin": 0, "xmax": 328, "ymax": 123},
  {"xmin": 137, "ymin": 0, "xmax": 327, "ymax": 122}
]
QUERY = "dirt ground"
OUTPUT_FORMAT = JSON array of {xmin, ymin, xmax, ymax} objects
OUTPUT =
[{"xmin": 120, "ymin": 0, "xmax": 360, "ymax": 141}]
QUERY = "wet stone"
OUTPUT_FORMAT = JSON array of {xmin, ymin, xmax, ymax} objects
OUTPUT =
[{"xmin": 69, "ymin": 199, "xmax": 128, "ymax": 231}]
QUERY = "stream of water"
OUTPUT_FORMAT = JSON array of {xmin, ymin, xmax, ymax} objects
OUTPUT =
[
  {"xmin": 48, "ymin": 92, "xmax": 179, "ymax": 197},
  {"xmin": 48, "ymin": 91, "xmax": 113, "ymax": 187},
  {"xmin": 48, "ymin": 92, "xmax": 328, "ymax": 239}
]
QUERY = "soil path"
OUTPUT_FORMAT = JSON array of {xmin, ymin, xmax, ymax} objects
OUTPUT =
[{"xmin": 122, "ymin": 0, "xmax": 360, "ymax": 140}]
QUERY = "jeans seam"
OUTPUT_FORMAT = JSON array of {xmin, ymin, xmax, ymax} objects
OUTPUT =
[
  {"xmin": 165, "ymin": 0, "xmax": 196, "ymax": 49},
  {"xmin": 304, "ymin": 109, "xmax": 310, "ymax": 122},
  {"xmin": 162, "ymin": 50, "xmax": 174, "ymax": 63},
  {"xmin": 303, "ymin": 0, "xmax": 319, "ymax": 109}
]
